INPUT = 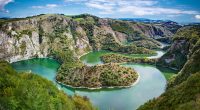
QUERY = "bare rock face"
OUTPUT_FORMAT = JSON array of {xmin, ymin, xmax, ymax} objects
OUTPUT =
[
  {"xmin": 0, "ymin": 30, "xmax": 49, "ymax": 62},
  {"xmin": 0, "ymin": 15, "xmax": 91, "ymax": 62}
]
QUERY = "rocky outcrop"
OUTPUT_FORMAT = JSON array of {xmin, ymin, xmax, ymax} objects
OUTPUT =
[
  {"xmin": 0, "ymin": 14, "xmax": 91, "ymax": 62},
  {"xmin": 0, "ymin": 30, "xmax": 49, "ymax": 62}
]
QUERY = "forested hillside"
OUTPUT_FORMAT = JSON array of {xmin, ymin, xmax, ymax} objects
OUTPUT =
[{"xmin": 0, "ymin": 61, "xmax": 96, "ymax": 110}]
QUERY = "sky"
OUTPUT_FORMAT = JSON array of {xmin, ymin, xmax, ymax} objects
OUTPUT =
[{"xmin": 0, "ymin": 0, "xmax": 200, "ymax": 23}]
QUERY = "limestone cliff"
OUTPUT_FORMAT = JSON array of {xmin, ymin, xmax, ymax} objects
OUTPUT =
[
  {"xmin": 0, "ymin": 14, "xmax": 91, "ymax": 62},
  {"xmin": 0, "ymin": 14, "xmax": 177, "ymax": 63}
]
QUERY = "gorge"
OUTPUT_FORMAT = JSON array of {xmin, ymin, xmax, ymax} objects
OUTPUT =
[{"xmin": 0, "ymin": 14, "xmax": 200, "ymax": 110}]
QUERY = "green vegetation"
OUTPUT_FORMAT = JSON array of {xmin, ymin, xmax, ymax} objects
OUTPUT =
[
  {"xmin": 2, "ymin": 14, "xmax": 193, "ymax": 110},
  {"xmin": 158, "ymin": 25, "xmax": 200, "ymax": 70},
  {"xmin": 1, "ymin": 14, "xmax": 159, "ymax": 59},
  {"xmin": 0, "ymin": 19, "xmax": 6, "ymax": 25},
  {"xmin": 156, "ymin": 66, "xmax": 178, "ymax": 81},
  {"xmin": 56, "ymin": 63, "xmax": 138, "ymax": 88},
  {"xmin": 99, "ymin": 63, "xmax": 138, "ymax": 86},
  {"xmin": 47, "ymin": 27, "xmax": 84, "ymax": 68},
  {"xmin": 27, "ymin": 14, "xmax": 146, "ymax": 89},
  {"xmin": 20, "ymin": 41, "xmax": 26, "ymax": 55},
  {"xmin": 72, "ymin": 14, "xmax": 99, "ymax": 42},
  {"xmin": 72, "ymin": 14, "xmax": 99, "ymax": 22},
  {"xmin": 132, "ymin": 39, "xmax": 161, "ymax": 49},
  {"xmin": 77, "ymin": 17, "xmax": 96, "ymax": 43},
  {"xmin": 115, "ymin": 44, "xmax": 156, "ymax": 54},
  {"xmin": 168, "ymin": 38, "xmax": 200, "ymax": 88},
  {"xmin": 173, "ymin": 26, "xmax": 200, "ymax": 41},
  {"xmin": 74, "ymin": 18, "xmax": 84, "ymax": 22},
  {"xmin": 0, "ymin": 14, "xmax": 67, "ymax": 26},
  {"xmin": 90, "ymin": 33, "xmax": 156, "ymax": 54},
  {"xmin": 109, "ymin": 20, "xmax": 162, "ymax": 50},
  {"xmin": 6, "ymin": 29, "xmax": 34, "ymax": 40},
  {"xmin": 70, "ymin": 15, "xmax": 158, "ymax": 54},
  {"xmin": 101, "ymin": 54, "xmax": 157, "ymax": 64},
  {"xmin": 0, "ymin": 61, "xmax": 96, "ymax": 110},
  {"xmin": 110, "ymin": 20, "xmax": 137, "ymax": 36},
  {"xmin": 138, "ymin": 25, "xmax": 200, "ymax": 110},
  {"xmin": 110, "ymin": 20, "xmax": 146, "ymax": 44},
  {"xmin": 138, "ymin": 72, "xmax": 200, "ymax": 110},
  {"xmin": 0, "ymin": 18, "xmax": 27, "ymax": 25},
  {"xmin": 21, "ymin": 30, "xmax": 32, "ymax": 36},
  {"xmin": 45, "ymin": 26, "xmax": 92, "ymax": 88},
  {"xmin": 101, "ymin": 54, "xmax": 177, "ymax": 81}
]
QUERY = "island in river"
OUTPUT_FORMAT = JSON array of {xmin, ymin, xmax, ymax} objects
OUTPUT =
[{"xmin": 56, "ymin": 63, "xmax": 138, "ymax": 89}]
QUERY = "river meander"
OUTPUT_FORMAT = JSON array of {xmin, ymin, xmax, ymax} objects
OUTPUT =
[{"xmin": 12, "ymin": 50, "xmax": 176, "ymax": 110}]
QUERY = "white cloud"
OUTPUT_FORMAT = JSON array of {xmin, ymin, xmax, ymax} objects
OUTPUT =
[
  {"xmin": 117, "ymin": 0, "xmax": 157, "ymax": 6},
  {"xmin": 46, "ymin": 4, "xmax": 58, "ymax": 8},
  {"xmin": 64, "ymin": 0, "xmax": 199, "ymax": 16},
  {"xmin": 0, "ymin": 0, "xmax": 13, "ymax": 13},
  {"xmin": 32, "ymin": 4, "xmax": 58, "ymax": 9},
  {"xmin": 85, "ymin": 1, "xmax": 114, "ymax": 14},
  {"xmin": 195, "ymin": 15, "xmax": 200, "ymax": 20},
  {"xmin": 118, "ymin": 6, "xmax": 198, "ymax": 16}
]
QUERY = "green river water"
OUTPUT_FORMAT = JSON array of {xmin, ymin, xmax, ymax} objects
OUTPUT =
[{"xmin": 12, "ymin": 50, "xmax": 177, "ymax": 110}]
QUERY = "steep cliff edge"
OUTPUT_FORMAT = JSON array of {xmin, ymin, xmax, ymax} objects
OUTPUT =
[
  {"xmin": 0, "ymin": 14, "xmax": 91, "ymax": 62},
  {"xmin": 138, "ymin": 25, "xmax": 200, "ymax": 110}
]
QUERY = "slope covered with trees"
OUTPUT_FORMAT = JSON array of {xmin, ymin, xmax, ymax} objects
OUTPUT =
[
  {"xmin": 0, "ymin": 61, "xmax": 96, "ymax": 110},
  {"xmin": 158, "ymin": 26, "xmax": 200, "ymax": 70},
  {"xmin": 57, "ymin": 63, "xmax": 138, "ymax": 88},
  {"xmin": 101, "ymin": 53, "xmax": 156, "ymax": 64},
  {"xmin": 138, "ymin": 25, "xmax": 200, "ymax": 110}
]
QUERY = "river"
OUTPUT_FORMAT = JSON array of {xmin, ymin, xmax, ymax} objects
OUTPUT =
[{"xmin": 12, "ymin": 50, "xmax": 176, "ymax": 110}]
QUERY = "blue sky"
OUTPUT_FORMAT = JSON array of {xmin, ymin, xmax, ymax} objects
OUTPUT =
[{"xmin": 0, "ymin": 0, "xmax": 200, "ymax": 22}]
